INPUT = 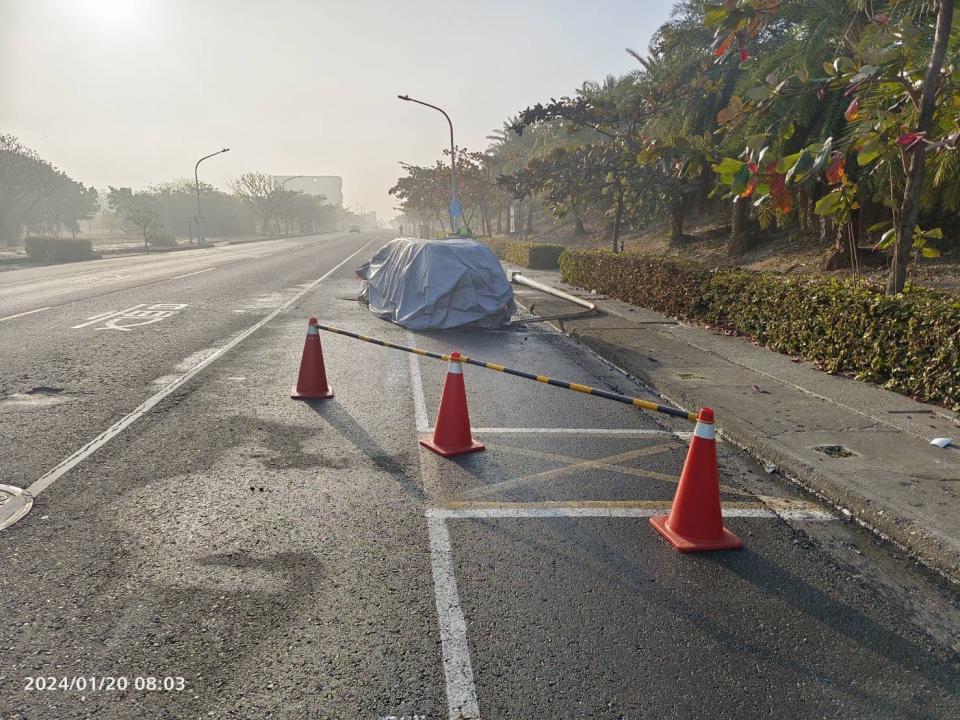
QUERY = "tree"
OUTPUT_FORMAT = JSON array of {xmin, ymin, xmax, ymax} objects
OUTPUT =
[
  {"xmin": 888, "ymin": 0, "xmax": 955, "ymax": 293},
  {"xmin": 106, "ymin": 187, "xmax": 162, "ymax": 248},
  {"xmin": 231, "ymin": 172, "xmax": 284, "ymax": 235},
  {"xmin": 0, "ymin": 135, "xmax": 92, "ymax": 245},
  {"xmin": 707, "ymin": 0, "xmax": 960, "ymax": 292}
]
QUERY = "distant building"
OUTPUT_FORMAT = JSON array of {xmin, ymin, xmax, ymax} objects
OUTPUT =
[{"xmin": 273, "ymin": 176, "xmax": 343, "ymax": 206}]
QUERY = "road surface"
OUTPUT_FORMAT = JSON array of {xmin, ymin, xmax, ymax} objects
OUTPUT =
[{"xmin": 1, "ymin": 231, "xmax": 958, "ymax": 719}]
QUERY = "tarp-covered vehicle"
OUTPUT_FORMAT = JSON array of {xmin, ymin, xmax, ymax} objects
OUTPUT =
[{"xmin": 357, "ymin": 237, "xmax": 515, "ymax": 329}]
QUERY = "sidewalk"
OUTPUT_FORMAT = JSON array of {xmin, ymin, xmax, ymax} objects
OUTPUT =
[{"xmin": 510, "ymin": 265, "xmax": 960, "ymax": 585}]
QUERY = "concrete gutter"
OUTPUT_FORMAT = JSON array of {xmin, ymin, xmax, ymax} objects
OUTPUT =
[{"xmin": 509, "ymin": 265, "xmax": 960, "ymax": 585}]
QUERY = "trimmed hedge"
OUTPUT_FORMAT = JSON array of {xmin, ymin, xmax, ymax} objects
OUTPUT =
[
  {"xmin": 560, "ymin": 249, "xmax": 960, "ymax": 409},
  {"xmin": 24, "ymin": 237, "xmax": 94, "ymax": 261},
  {"xmin": 483, "ymin": 237, "xmax": 564, "ymax": 270}
]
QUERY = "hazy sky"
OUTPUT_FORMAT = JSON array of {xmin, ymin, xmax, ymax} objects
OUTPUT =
[{"xmin": 2, "ymin": 0, "xmax": 676, "ymax": 219}]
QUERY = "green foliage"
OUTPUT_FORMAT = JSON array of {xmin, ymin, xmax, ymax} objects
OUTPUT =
[
  {"xmin": 559, "ymin": 251, "xmax": 707, "ymax": 319},
  {"xmin": 560, "ymin": 249, "xmax": 960, "ymax": 409},
  {"xmin": 24, "ymin": 236, "xmax": 94, "ymax": 261},
  {"xmin": 1, "ymin": 134, "xmax": 98, "ymax": 244},
  {"xmin": 149, "ymin": 232, "xmax": 178, "ymax": 248},
  {"xmin": 483, "ymin": 237, "xmax": 564, "ymax": 270}
]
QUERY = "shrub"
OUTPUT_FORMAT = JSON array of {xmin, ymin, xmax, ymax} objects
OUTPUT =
[
  {"xmin": 560, "ymin": 249, "xmax": 960, "ymax": 409},
  {"xmin": 24, "ymin": 237, "xmax": 94, "ymax": 262},
  {"xmin": 559, "ymin": 250, "xmax": 709, "ymax": 319},
  {"xmin": 149, "ymin": 233, "xmax": 178, "ymax": 248},
  {"xmin": 483, "ymin": 237, "xmax": 564, "ymax": 270}
]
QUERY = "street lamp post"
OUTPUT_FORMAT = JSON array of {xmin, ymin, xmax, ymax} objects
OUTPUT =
[
  {"xmin": 278, "ymin": 176, "xmax": 303, "ymax": 235},
  {"xmin": 398, "ymin": 94, "xmax": 458, "ymax": 235},
  {"xmin": 194, "ymin": 148, "xmax": 230, "ymax": 246}
]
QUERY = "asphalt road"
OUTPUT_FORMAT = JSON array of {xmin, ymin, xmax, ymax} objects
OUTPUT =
[{"xmin": 1, "ymin": 233, "xmax": 958, "ymax": 719}]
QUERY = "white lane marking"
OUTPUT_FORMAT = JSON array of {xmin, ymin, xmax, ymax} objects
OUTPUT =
[
  {"xmin": 426, "ymin": 513, "xmax": 482, "ymax": 720},
  {"xmin": 428, "ymin": 507, "xmax": 835, "ymax": 520},
  {"xmin": 25, "ymin": 234, "xmax": 382, "ymax": 498},
  {"xmin": 407, "ymin": 330, "xmax": 430, "ymax": 432},
  {"xmin": 0, "ymin": 269, "xmax": 100, "ymax": 288},
  {"xmin": 66, "ymin": 273, "xmax": 127, "ymax": 286},
  {"xmin": 0, "ymin": 306, "xmax": 52, "ymax": 323},
  {"xmin": 470, "ymin": 427, "xmax": 672, "ymax": 435},
  {"xmin": 169, "ymin": 267, "xmax": 214, "ymax": 280},
  {"xmin": 417, "ymin": 426, "xmax": 712, "ymax": 445}
]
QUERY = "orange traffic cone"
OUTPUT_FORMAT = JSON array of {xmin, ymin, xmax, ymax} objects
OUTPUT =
[
  {"xmin": 650, "ymin": 408, "xmax": 742, "ymax": 552},
  {"xmin": 291, "ymin": 317, "xmax": 334, "ymax": 400},
  {"xmin": 419, "ymin": 351, "xmax": 484, "ymax": 457}
]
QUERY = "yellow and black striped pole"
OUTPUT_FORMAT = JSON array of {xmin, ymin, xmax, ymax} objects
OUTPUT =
[{"xmin": 311, "ymin": 320, "xmax": 698, "ymax": 422}]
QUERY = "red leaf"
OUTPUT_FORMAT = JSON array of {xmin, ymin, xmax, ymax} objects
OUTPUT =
[
  {"xmin": 769, "ymin": 173, "xmax": 786, "ymax": 199},
  {"xmin": 826, "ymin": 153, "xmax": 846, "ymax": 185},
  {"xmin": 739, "ymin": 48, "xmax": 750, "ymax": 63},
  {"xmin": 897, "ymin": 131, "xmax": 925, "ymax": 149},
  {"xmin": 775, "ymin": 192, "xmax": 794, "ymax": 214},
  {"xmin": 844, "ymin": 97, "xmax": 859, "ymax": 122},
  {"xmin": 715, "ymin": 32, "xmax": 734, "ymax": 58}
]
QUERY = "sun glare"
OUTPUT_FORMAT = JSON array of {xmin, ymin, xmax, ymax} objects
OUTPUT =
[{"xmin": 74, "ymin": 0, "xmax": 143, "ymax": 27}]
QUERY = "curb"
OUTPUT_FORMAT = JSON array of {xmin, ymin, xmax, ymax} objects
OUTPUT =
[{"xmin": 567, "ymin": 330, "xmax": 960, "ymax": 587}]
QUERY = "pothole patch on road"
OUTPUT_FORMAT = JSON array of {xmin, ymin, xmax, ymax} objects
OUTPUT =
[
  {"xmin": 0, "ymin": 484, "xmax": 33, "ymax": 530},
  {"xmin": 815, "ymin": 444, "xmax": 857, "ymax": 458},
  {"xmin": 0, "ymin": 386, "xmax": 72, "ymax": 412}
]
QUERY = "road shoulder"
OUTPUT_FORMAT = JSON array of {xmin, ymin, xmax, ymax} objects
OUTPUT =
[{"xmin": 508, "ymin": 265, "xmax": 960, "ymax": 586}]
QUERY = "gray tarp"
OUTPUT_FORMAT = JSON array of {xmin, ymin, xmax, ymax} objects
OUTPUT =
[{"xmin": 357, "ymin": 237, "xmax": 516, "ymax": 329}]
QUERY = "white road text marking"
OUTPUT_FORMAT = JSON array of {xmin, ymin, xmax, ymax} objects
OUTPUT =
[{"xmin": 72, "ymin": 303, "xmax": 188, "ymax": 331}]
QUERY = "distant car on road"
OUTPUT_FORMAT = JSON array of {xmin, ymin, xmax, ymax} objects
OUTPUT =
[{"xmin": 348, "ymin": 225, "xmax": 361, "ymax": 233}]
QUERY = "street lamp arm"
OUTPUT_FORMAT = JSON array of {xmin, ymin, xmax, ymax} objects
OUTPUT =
[
  {"xmin": 398, "ymin": 94, "xmax": 458, "ymax": 234},
  {"xmin": 194, "ymin": 148, "xmax": 230, "ymax": 245},
  {"xmin": 195, "ymin": 147, "xmax": 230, "ymax": 175}
]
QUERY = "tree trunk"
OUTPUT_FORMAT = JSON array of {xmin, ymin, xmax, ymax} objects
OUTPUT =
[
  {"xmin": 821, "ymin": 219, "xmax": 851, "ymax": 269},
  {"xmin": 888, "ymin": 0, "xmax": 953, "ymax": 294},
  {"xmin": 0, "ymin": 214, "xmax": 17, "ymax": 247},
  {"xmin": 573, "ymin": 215, "xmax": 586, "ymax": 238},
  {"xmin": 525, "ymin": 204, "xmax": 533, "ymax": 235},
  {"xmin": 496, "ymin": 208, "xmax": 502, "ymax": 234},
  {"xmin": 612, "ymin": 188, "xmax": 625, "ymax": 253},
  {"xmin": 727, "ymin": 198, "xmax": 758, "ymax": 256},
  {"xmin": 669, "ymin": 195, "xmax": 685, "ymax": 245}
]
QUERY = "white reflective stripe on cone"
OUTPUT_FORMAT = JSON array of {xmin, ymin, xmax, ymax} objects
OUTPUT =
[
  {"xmin": 693, "ymin": 421, "xmax": 715, "ymax": 440},
  {"xmin": 449, "ymin": 361, "xmax": 463, "ymax": 374},
  {"xmin": 307, "ymin": 325, "xmax": 319, "ymax": 335}
]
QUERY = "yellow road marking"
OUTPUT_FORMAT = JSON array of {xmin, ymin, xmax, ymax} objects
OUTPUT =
[
  {"xmin": 459, "ymin": 443, "xmax": 747, "ymax": 498},
  {"xmin": 463, "ymin": 445, "xmax": 665, "ymax": 498}
]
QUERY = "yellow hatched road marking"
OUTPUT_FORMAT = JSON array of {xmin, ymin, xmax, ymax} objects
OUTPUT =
[{"xmin": 458, "ymin": 443, "xmax": 747, "ymax": 497}]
